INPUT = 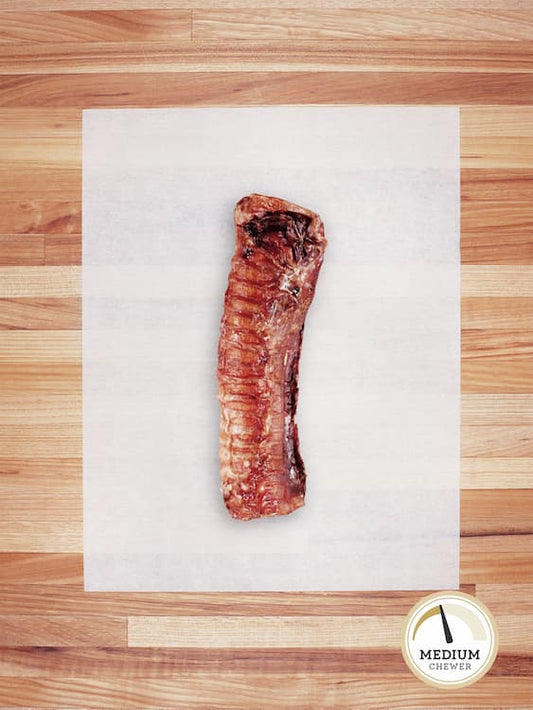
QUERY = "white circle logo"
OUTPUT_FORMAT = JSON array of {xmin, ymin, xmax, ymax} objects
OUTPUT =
[{"xmin": 401, "ymin": 591, "xmax": 498, "ymax": 688}]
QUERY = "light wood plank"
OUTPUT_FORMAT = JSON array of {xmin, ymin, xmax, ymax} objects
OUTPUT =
[
  {"xmin": 0, "ymin": 332, "xmax": 80, "ymax": 362},
  {"xmin": 0, "ymin": 458, "xmax": 81, "ymax": 498},
  {"xmin": 192, "ymin": 9, "xmax": 533, "ymax": 41},
  {"xmin": 0, "ymin": 267, "xmax": 79, "ymax": 297},
  {"xmin": 462, "ymin": 359, "xmax": 533, "ymax": 393},
  {"xmin": 461, "ymin": 106, "xmax": 533, "ymax": 136},
  {"xmin": 0, "ymin": 136, "xmax": 79, "ymax": 169},
  {"xmin": 462, "ymin": 267, "xmax": 533, "ymax": 296},
  {"xmin": 0, "ymin": 421, "xmax": 80, "ymax": 458},
  {"xmin": 461, "ymin": 534, "xmax": 533, "ymax": 583},
  {"xmin": 462, "ymin": 137, "xmax": 533, "ymax": 168},
  {"xmin": 497, "ymin": 615, "xmax": 533, "ymax": 652},
  {"xmin": 1, "ymin": 72, "xmax": 533, "ymax": 108},
  {"xmin": 1, "ymin": 393, "xmax": 81, "ymax": 423},
  {"xmin": 462, "ymin": 395, "xmax": 533, "ymax": 424},
  {"xmin": 0, "ymin": 520, "xmax": 82, "ymax": 552},
  {"xmin": 131, "ymin": 615, "xmax": 404, "ymax": 648},
  {"xmin": 1, "ymin": 39, "xmax": 533, "ymax": 74},
  {"xmin": 0, "ymin": 363, "xmax": 81, "ymax": 395},
  {"xmin": 0, "ymin": 674, "xmax": 531, "ymax": 709},
  {"xmin": 462, "ymin": 458, "xmax": 533, "ymax": 489},
  {"xmin": 0, "ymin": 616, "xmax": 127, "ymax": 647},
  {"xmin": 0, "ymin": 11, "xmax": 191, "ymax": 43},
  {"xmin": 477, "ymin": 584, "xmax": 533, "ymax": 614},
  {"xmin": 462, "ymin": 426, "xmax": 533, "ymax": 457},
  {"xmin": 0, "ymin": 492, "xmax": 81, "ymax": 524}
]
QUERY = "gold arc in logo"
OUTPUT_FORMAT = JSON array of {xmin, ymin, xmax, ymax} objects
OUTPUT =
[
  {"xmin": 412, "ymin": 605, "xmax": 441, "ymax": 639},
  {"xmin": 412, "ymin": 603, "xmax": 487, "ymax": 641}
]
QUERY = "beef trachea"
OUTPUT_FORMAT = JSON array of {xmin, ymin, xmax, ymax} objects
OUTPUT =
[{"xmin": 217, "ymin": 194, "xmax": 327, "ymax": 520}]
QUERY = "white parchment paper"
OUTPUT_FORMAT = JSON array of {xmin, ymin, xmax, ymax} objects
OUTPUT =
[{"xmin": 83, "ymin": 106, "xmax": 460, "ymax": 591}]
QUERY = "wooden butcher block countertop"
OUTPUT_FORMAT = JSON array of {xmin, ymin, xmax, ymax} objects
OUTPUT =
[{"xmin": 0, "ymin": 3, "xmax": 532, "ymax": 708}]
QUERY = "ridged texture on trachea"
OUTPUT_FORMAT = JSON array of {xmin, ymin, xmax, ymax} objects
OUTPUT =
[{"xmin": 217, "ymin": 194, "xmax": 327, "ymax": 520}]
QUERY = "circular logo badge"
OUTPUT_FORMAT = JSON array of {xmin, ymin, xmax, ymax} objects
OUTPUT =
[{"xmin": 401, "ymin": 591, "xmax": 498, "ymax": 688}]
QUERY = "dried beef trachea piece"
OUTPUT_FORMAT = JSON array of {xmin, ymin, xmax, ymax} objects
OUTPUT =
[{"xmin": 217, "ymin": 194, "xmax": 327, "ymax": 520}]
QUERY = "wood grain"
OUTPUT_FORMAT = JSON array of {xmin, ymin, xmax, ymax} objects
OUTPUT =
[
  {"xmin": 461, "ymin": 535, "xmax": 533, "ymax": 583},
  {"xmin": 0, "ymin": 553, "xmax": 83, "ymax": 585},
  {"xmin": 1, "ymin": 0, "xmax": 532, "ymax": 8},
  {"xmin": 477, "ymin": 584, "xmax": 533, "ymax": 614},
  {"xmin": 462, "ymin": 169, "xmax": 533, "ymax": 202},
  {"xmin": 192, "ymin": 9, "xmax": 533, "ymax": 41},
  {"xmin": 0, "ymin": 201, "xmax": 81, "ymax": 232},
  {"xmin": 0, "ymin": 6, "xmax": 531, "ymax": 709},
  {"xmin": 0, "ymin": 332, "xmax": 80, "ymax": 361},
  {"xmin": 461, "ymin": 267, "xmax": 533, "ymax": 296},
  {"xmin": 129, "ymin": 615, "xmax": 404, "ymax": 648},
  {"xmin": 0, "ymin": 615, "xmax": 127, "ymax": 647},
  {"xmin": 0, "ymin": 267, "xmax": 80, "ymax": 297},
  {"xmin": 1, "ymin": 72, "xmax": 533, "ymax": 109},
  {"xmin": 461, "ymin": 395, "xmax": 533, "ymax": 424},
  {"xmin": 2, "ymin": 40, "xmax": 533, "ymax": 74},
  {"xmin": 0, "ymin": 297, "xmax": 81, "ymax": 329},
  {"xmin": 462, "ymin": 458, "xmax": 533, "ymax": 489},
  {"xmin": 462, "ymin": 329, "xmax": 533, "ymax": 359},
  {"xmin": 0, "ymin": 11, "xmax": 191, "ymax": 43},
  {"xmin": 0, "ymin": 675, "xmax": 532, "ymax": 709},
  {"xmin": 462, "ymin": 359, "xmax": 533, "ymax": 393},
  {"xmin": 0, "ymin": 587, "xmax": 477, "ymax": 617},
  {"xmin": 0, "ymin": 234, "xmax": 44, "ymax": 265}
]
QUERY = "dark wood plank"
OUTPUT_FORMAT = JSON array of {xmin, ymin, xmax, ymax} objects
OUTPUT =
[
  {"xmin": 462, "ymin": 170, "xmax": 533, "ymax": 203},
  {"xmin": 0, "ymin": 202, "xmax": 81, "ymax": 234},
  {"xmin": 0, "ymin": 234, "xmax": 44, "ymax": 265},
  {"xmin": 461, "ymin": 490, "xmax": 533, "ymax": 535},
  {"xmin": 1, "ymin": 72, "xmax": 533, "ymax": 108},
  {"xmin": 44, "ymin": 234, "xmax": 81, "ymax": 265},
  {"xmin": 0, "ymin": 10, "xmax": 191, "ymax": 43}
]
